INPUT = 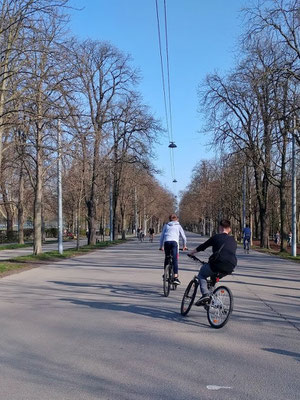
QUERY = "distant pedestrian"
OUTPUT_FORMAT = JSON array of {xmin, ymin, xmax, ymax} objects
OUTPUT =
[
  {"xmin": 148, "ymin": 227, "xmax": 155, "ymax": 242},
  {"xmin": 287, "ymin": 232, "xmax": 292, "ymax": 247},
  {"xmin": 275, "ymin": 231, "xmax": 280, "ymax": 245}
]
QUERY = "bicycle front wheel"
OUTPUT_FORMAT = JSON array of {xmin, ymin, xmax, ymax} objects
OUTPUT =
[
  {"xmin": 163, "ymin": 265, "xmax": 171, "ymax": 297},
  {"xmin": 207, "ymin": 286, "xmax": 233, "ymax": 329},
  {"xmin": 181, "ymin": 278, "xmax": 198, "ymax": 316}
]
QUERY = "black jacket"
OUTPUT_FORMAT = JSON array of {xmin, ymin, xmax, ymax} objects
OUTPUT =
[{"xmin": 196, "ymin": 233, "xmax": 237, "ymax": 273}]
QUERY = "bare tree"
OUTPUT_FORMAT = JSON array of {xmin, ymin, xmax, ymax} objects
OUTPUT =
[{"xmin": 69, "ymin": 40, "xmax": 139, "ymax": 244}]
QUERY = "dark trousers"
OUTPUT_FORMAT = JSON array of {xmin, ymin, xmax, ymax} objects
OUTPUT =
[
  {"xmin": 197, "ymin": 263, "xmax": 214, "ymax": 295},
  {"xmin": 164, "ymin": 241, "xmax": 179, "ymax": 274}
]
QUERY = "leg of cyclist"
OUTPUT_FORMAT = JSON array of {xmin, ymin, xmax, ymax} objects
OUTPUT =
[
  {"xmin": 163, "ymin": 241, "xmax": 171, "ymax": 267},
  {"xmin": 195, "ymin": 263, "xmax": 213, "ymax": 304},
  {"xmin": 164, "ymin": 241, "xmax": 180, "ymax": 284}
]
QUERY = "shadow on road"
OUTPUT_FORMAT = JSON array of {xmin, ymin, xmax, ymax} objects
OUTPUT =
[
  {"xmin": 59, "ymin": 297, "xmax": 209, "ymax": 329},
  {"xmin": 262, "ymin": 348, "xmax": 300, "ymax": 362}
]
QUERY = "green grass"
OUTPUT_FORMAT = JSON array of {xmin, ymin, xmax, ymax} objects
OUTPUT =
[
  {"xmin": 252, "ymin": 246, "xmax": 300, "ymax": 263},
  {"xmin": 0, "ymin": 239, "xmax": 126, "ymax": 275},
  {"xmin": 0, "ymin": 243, "xmax": 33, "ymax": 250},
  {"xmin": 0, "ymin": 262, "xmax": 32, "ymax": 274}
]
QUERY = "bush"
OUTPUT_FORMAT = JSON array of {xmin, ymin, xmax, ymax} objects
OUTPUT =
[
  {"xmin": 45, "ymin": 228, "xmax": 58, "ymax": 238},
  {"xmin": 24, "ymin": 229, "xmax": 33, "ymax": 240}
]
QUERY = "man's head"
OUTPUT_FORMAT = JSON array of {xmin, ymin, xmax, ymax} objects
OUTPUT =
[
  {"xmin": 169, "ymin": 214, "xmax": 178, "ymax": 221},
  {"xmin": 219, "ymin": 219, "xmax": 231, "ymax": 234}
]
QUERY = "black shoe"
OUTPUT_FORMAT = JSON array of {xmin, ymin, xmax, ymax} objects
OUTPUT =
[
  {"xmin": 195, "ymin": 294, "xmax": 210, "ymax": 306},
  {"xmin": 173, "ymin": 278, "xmax": 181, "ymax": 285}
]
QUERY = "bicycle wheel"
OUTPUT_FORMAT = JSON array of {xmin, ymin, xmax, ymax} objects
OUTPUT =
[
  {"xmin": 181, "ymin": 278, "xmax": 198, "ymax": 316},
  {"xmin": 169, "ymin": 266, "xmax": 177, "ymax": 291},
  {"xmin": 163, "ymin": 264, "xmax": 171, "ymax": 297},
  {"xmin": 207, "ymin": 286, "xmax": 233, "ymax": 329}
]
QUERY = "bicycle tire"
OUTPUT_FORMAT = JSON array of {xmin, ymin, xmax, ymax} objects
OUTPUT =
[
  {"xmin": 163, "ymin": 264, "xmax": 171, "ymax": 297},
  {"xmin": 169, "ymin": 266, "xmax": 177, "ymax": 291},
  {"xmin": 180, "ymin": 278, "xmax": 198, "ymax": 316},
  {"xmin": 207, "ymin": 286, "xmax": 233, "ymax": 329}
]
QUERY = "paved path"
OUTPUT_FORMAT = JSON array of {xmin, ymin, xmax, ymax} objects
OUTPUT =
[{"xmin": 0, "ymin": 233, "xmax": 299, "ymax": 399}]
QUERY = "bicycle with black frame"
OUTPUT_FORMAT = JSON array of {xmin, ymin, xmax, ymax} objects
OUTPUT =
[
  {"xmin": 163, "ymin": 254, "xmax": 178, "ymax": 297},
  {"xmin": 181, "ymin": 254, "xmax": 233, "ymax": 328},
  {"xmin": 244, "ymin": 236, "xmax": 250, "ymax": 254}
]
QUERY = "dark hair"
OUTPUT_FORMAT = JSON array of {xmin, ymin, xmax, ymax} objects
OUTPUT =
[
  {"xmin": 219, "ymin": 219, "xmax": 231, "ymax": 229},
  {"xmin": 169, "ymin": 214, "xmax": 178, "ymax": 221}
]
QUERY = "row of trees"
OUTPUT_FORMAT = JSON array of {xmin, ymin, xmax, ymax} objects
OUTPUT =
[
  {"xmin": 180, "ymin": 154, "xmax": 300, "ymax": 245},
  {"xmin": 180, "ymin": 0, "xmax": 299, "ymax": 251},
  {"xmin": 0, "ymin": 0, "xmax": 175, "ymax": 253}
]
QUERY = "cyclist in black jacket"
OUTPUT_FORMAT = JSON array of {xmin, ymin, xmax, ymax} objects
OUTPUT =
[{"xmin": 188, "ymin": 219, "xmax": 237, "ymax": 305}]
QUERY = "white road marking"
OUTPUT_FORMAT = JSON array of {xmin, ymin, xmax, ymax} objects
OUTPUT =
[{"xmin": 207, "ymin": 385, "xmax": 232, "ymax": 390}]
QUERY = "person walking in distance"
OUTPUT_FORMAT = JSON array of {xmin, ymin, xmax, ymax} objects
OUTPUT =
[
  {"xmin": 159, "ymin": 214, "xmax": 187, "ymax": 285},
  {"xmin": 148, "ymin": 227, "xmax": 155, "ymax": 242}
]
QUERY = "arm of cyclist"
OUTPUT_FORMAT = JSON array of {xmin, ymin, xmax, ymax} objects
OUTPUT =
[
  {"xmin": 159, "ymin": 224, "xmax": 167, "ymax": 250},
  {"xmin": 179, "ymin": 225, "xmax": 188, "ymax": 250},
  {"xmin": 188, "ymin": 236, "xmax": 214, "ymax": 255}
]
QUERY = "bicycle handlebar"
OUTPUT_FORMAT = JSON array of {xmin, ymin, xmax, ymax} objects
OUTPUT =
[{"xmin": 187, "ymin": 254, "xmax": 205, "ymax": 264}]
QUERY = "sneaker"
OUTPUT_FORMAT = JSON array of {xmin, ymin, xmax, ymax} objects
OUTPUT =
[
  {"xmin": 173, "ymin": 278, "xmax": 181, "ymax": 285},
  {"xmin": 195, "ymin": 294, "xmax": 210, "ymax": 306}
]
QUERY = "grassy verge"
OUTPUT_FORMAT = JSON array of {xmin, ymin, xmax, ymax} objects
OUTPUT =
[
  {"xmin": 0, "ymin": 262, "xmax": 33, "ymax": 274},
  {"xmin": 252, "ymin": 246, "xmax": 300, "ymax": 263},
  {"xmin": 0, "ymin": 239, "xmax": 126, "ymax": 276},
  {"xmin": 0, "ymin": 243, "xmax": 33, "ymax": 250}
]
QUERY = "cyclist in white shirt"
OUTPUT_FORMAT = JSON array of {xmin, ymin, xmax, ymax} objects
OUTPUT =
[{"xmin": 159, "ymin": 214, "xmax": 187, "ymax": 285}]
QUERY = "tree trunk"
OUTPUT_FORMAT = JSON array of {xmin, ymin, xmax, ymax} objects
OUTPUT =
[
  {"xmin": 18, "ymin": 165, "xmax": 25, "ymax": 244},
  {"xmin": 1, "ymin": 182, "xmax": 14, "ymax": 242},
  {"xmin": 33, "ymin": 122, "xmax": 43, "ymax": 255},
  {"xmin": 86, "ymin": 132, "xmax": 101, "ymax": 245},
  {"xmin": 86, "ymin": 199, "xmax": 96, "ymax": 245},
  {"xmin": 121, "ymin": 208, "xmax": 126, "ymax": 240},
  {"xmin": 279, "ymin": 131, "xmax": 288, "ymax": 252}
]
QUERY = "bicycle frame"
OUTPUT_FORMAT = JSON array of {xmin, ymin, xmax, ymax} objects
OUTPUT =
[
  {"xmin": 163, "ymin": 255, "xmax": 177, "ymax": 296},
  {"xmin": 182, "ymin": 254, "xmax": 233, "ymax": 328}
]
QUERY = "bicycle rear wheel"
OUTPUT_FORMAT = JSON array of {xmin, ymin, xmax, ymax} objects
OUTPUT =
[
  {"xmin": 169, "ymin": 267, "xmax": 177, "ymax": 291},
  {"xmin": 207, "ymin": 286, "xmax": 233, "ymax": 329},
  {"xmin": 163, "ymin": 264, "xmax": 171, "ymax": 297},
  {"xmin": 181, "ymin": 278, "xmax": 198, "ymax": 316}
]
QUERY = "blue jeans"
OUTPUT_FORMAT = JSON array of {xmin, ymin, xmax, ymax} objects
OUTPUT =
[
  {"xmin": 164, "ymin": 241, "xmax": 178, "ymax": 274},
  {"xmin": 243, "ymin": 236, "xmax": 250, "ymax": 249},
  {"xmin": 198, "ymin": 263, "xmax": 214, "ymax": 295}
]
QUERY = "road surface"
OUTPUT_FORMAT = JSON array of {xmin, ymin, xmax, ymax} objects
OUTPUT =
[{"xmin": 0, "ymin": 232, "xmax": 299, "ymax": 399}]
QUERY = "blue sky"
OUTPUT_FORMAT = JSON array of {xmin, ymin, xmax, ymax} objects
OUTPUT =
[{"xmin": 68, "ymin": 0, "xmax": 247, "ymax": 196}]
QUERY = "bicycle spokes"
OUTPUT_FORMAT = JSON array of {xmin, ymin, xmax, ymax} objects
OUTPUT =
[{"xmin": 207, "ymin": 286, "xmax": 233, "ymax": 328}]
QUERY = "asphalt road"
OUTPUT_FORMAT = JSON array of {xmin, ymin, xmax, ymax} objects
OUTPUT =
[{"xmin": 0, "ymin": 232, "xmax": 299, "ymax": 400}]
